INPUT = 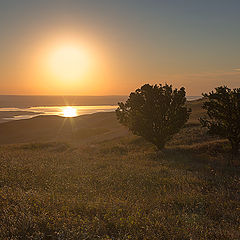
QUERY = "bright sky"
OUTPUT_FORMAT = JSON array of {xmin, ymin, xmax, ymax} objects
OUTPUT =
[{"xmin": 0, "ymin": 0, "xmax": 240, "ymax": 95}]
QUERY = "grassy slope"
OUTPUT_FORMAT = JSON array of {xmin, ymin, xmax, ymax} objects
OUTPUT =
[
  {"xmin": 0, "ymin": 99, "xmax": 239, "ymax": 239},
  {"xmin": 0, "ymin": 112, "xmax": 127, "ymax": 144}
]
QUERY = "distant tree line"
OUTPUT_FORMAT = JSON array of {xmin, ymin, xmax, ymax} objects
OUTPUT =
[{"xmin": 116, "ymin": 84, "xmax": 240, "ymax": 160}]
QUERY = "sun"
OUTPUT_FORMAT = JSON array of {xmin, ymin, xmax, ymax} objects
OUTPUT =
[
  {"xmin": 48, "ymin": 45, "xmax": 89, "ymax": 81},
  {"xmin": 62, "ymin": 106, "xmax": 78, "ymax": 117}
]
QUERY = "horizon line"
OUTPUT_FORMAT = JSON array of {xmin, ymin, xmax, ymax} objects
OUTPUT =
[{"xmin": 0, "ymin": 94, "xmax": 202, "ymax": 97}]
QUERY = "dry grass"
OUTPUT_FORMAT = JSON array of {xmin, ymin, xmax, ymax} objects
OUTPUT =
[
  {"xmin": 0, "ymin": 132, "xmax": 239, "ymax": 239},
  {"xmin": 0, "ymin": 99, "xmax": 239, "ymax": 239}
]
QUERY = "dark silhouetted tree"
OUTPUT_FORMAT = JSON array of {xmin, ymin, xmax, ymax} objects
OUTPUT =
[
  {"xmin": 116, "ymin": 84, "xmax": 191, "ymax": 150},
  {"xmin": 200, "ymin": 86, "xmax": 240, "ymax": 157}
]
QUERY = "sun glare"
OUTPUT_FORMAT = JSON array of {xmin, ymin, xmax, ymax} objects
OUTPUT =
[
  {"xmin": 48, "ymin": 45, "xmax": 89, "ymax": 81},
  {"xmin": 62, "ymin": 106, "xmax": 78, "ymax": 117}
]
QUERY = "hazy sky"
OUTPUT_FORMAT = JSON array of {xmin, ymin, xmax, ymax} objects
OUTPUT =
[{"xmin": 1, "ymin": 0, "xmax": 240, "ymax": 95}]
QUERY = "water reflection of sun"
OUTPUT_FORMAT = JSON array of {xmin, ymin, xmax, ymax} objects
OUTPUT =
[{"xmin": 62, "ymin": 106, "xmax": 78, "ymax": 117}]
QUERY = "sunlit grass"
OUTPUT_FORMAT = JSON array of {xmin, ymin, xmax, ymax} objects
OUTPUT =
[{"xmin": 0, "ymin": 135, "xmax": 239, "ymax": 239}]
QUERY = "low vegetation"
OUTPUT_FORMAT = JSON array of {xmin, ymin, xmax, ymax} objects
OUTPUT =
[
  {"xmin": 200, "ymin": 86, "xmax": 240, "ymax": 157},
  {"xmin": 0, "ymin": 98, "xmax": 240, "ymax": 239}
]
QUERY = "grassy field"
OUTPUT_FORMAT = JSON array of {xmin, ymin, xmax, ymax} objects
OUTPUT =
[{"xmin": 0, "ymin": 99, "xmax": 240, "ymax": 239}]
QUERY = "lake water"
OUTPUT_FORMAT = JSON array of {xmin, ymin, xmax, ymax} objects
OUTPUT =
[
  {"xmin": 0, "ymin": 96, "xmax": 201, "ymax": 122},
  {"xmin": 0, "ymin": 105, "xmax": 118, "ymax": 122}
]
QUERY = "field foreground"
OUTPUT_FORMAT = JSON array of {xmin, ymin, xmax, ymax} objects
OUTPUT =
[{"xmin": 0, "ymin": 99, "xmax": 240, "ymax": 239}]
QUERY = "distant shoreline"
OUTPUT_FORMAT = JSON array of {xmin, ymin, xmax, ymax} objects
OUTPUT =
[
  {"xmin": 0, "ymin": 95, "xmax": 202, "ymax": 108},
  {"xmin": 0, "ymin": 96, "xmax": 202, "ymax": 123}
]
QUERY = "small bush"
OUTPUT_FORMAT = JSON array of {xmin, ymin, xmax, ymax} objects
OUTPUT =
[{"xmin": 200, "ymin": 86, "xmax": 240, "ymax": 157}]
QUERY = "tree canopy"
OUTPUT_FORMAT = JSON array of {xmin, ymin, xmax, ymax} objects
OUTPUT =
[
  {"xmin": 200, "ymin": 86, "xmax": 240, "ymax": 156},
  {"xmin": 116, "ymin": 84, "xmax": 191, "ymax": 150}
]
